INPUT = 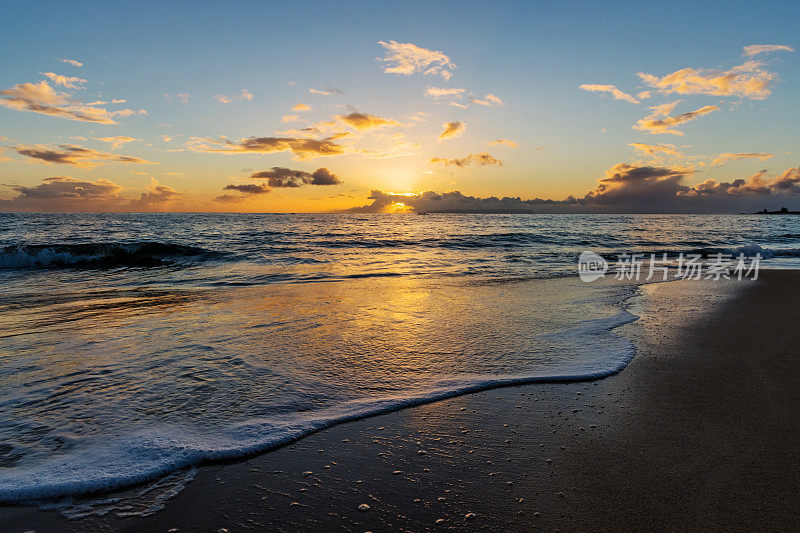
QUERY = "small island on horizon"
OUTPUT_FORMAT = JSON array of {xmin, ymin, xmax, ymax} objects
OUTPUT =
[{"xmin": 752, "ymin": 207, "xmax": 800, "ymax": 215}]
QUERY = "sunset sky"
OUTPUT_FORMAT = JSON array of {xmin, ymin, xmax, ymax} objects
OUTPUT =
[{"xmin": 1, "ymin": 1, "xmax": 798, "ymax": 213}]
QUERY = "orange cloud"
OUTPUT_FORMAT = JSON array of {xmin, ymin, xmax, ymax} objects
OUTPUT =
[
  {"xmin": 0, "ymin": 81, "xmax": 125, "ymax": 124},
  {"xmin": 710, "ymin": 152, "xmax": 775, "ymax": 167},
  {"xmin": 187, "ymin": 136, "xmax": 347, "ymax": 160},
  {"xmin": 637, "ymin": 60, "xmax": 779, "ymax": 100},
  {"xmin": 40, "ymin": 72, "xmax": 87, "ymax": 89},
  {"xmin": 487, "ymin": 138, "xmax": 518, "ymax": 148},
  {"xmin": 473, "ymin": 94, "xmax": 504, "ymax": 107},
  {"xmin": 634, "ymin": 101, "xmax": 719, "ymax": 135},
  {"xmin": 629, "ymin": 143, "xmax": 682, "ymax": 156},
  {"xmin": 335, "ymin": 112, "xmax": 400, "ymax": 131},
  {"xmin": 93, "ymin": 136, "xmax": 142, "ymax": 150},
  {"xmin": 579, "ymin": 84, "xmax": 639, "ymax": 104},
  {"xmin": 309, "ymin": 88, "xmax": 343, "ymax": 96},
  {"xmin": 438, "ymin": 121, "xmax": 465, "ymax": 141},
  {"xmin": 742, "ymin": 44, "xmax": 794, "ymax": 58},
  {"xmin": 425, "ymin": 87, "xmax": 465, "ymax": 98},
  {"xmin": 429, "ymin": 152, "xmax": 502, "ymax": 168}
]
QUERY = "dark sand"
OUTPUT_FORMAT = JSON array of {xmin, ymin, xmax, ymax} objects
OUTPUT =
[{"xmin": 3, "ymin": 271, "xmax": 799, "ymax": 532}]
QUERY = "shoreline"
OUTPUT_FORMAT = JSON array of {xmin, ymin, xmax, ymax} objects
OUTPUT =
[{"xmin": 3, "ymin": 271, "xmax": 799, "ymax": 531}]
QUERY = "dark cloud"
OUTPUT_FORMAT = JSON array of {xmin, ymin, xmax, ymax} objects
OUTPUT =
[
  {"xmin": 187, "ymin": 136, "xmax": 346, "ymax": 160},
  {"xmin": 127, "ymin": 183, "xmax": 179, "ymax": 211},
  {"xmin": 345, "ymin": 164, "xmax": 800, "ymax": 214},
  {"xmin": 14, "ymin": 144, "xmax": 156, "ymax": 168},
  {"xmin": 223, "ymin": 183, "xmax": 271, "ymax": 194},
  {"xmin": 6, "ymin": 176, "xmax": 121, "ymax": 201},
  {"xmin": 345, "ymin": 190, "xmax": 576, "ymax": 214},
  {"xmin": 429, "ymin": 152, "xmax": 502, "ymax": 168},
  {"xmin": 1, "ymin": 177, "xmax": 178, "ymax": 212},
  {"xmin": 249, "ymin": 167, "xmax": 342, "ymax": 187}
]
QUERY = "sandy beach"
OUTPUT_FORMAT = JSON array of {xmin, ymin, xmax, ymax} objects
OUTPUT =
[{"xmin": 2, "ymin": 271, "xmax": 799, "ymax": 531}]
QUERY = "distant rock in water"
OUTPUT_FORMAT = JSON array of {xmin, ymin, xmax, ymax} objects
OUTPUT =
[{"xmin": 753, "ymin": 207, "xmax": 800, "ymax": 215}]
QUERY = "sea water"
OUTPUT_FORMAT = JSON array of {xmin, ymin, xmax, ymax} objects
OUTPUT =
[{"xmin": 1, "ymin": 213, "xmax": 798, "ymax": 503}]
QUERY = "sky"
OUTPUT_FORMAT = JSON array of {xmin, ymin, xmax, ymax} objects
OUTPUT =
[{"xmin": 1, "ymin": 0, "xmax": 798, "ymax": 213}]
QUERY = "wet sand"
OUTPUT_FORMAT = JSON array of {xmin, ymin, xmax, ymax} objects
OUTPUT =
[{"xmin": 3, "ymin": 271, "xmax": 799, "ymax": 532}]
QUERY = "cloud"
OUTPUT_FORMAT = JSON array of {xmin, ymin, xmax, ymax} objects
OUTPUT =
[
  {"xmin": 292, "ymin": 103, "xmax": 311, "ymax": 112},
  {"xmin": 59, "ymin": 58, "xmax": 83, "ymax": 67},
  {"xmin": 634, "ymin": 101, "xmax": 719, "ymax": 135},
  {"xmin": 335, "ymin": 112, "xmax": 400, "ymax": 131},
  {"xmin": 4, "ymin": 176, "xmax": 121, "ymax": 202},
  {"xmin": 378, "ymin": 41, "xmax": 455, "ymax": 80},
  {"xmin": 164, "ymin": 93, "xmax": 191, "ymax": 103},
  {"xmin": 629, "ymin": 143, "xmax": 682, "ymax": 156},
  {"xmin": 586, "ymin": 163, "xmax": 800, "ymax": 210},
  {"xmin": 583, "ymin": 163, "xmax": 695, "ymax": 205},
  {"xmin": 40, "ymin": 72, "xmax": 87, "ymax": 89},
  {"xmin": 680, "ymin": 168, "xmax": 800, "ymax": 197},
  {"xmin": 742, "ymin": 44, "xmax": 794, "ymax": 58},
  {"xmin": 0, "ymin": 176, "xmax": 178, "ymax": 212},
  {"xmin": 0, "ymin": 80, "xmax": 133, "ymax": 124},
  {"xmin": 110, "ymin": 108, "xmax": 147, "ymax": 118},
  {"xmin": 438, "ymin": 121, "xmax": 465, "ymax": 141},
  {"xmin": 282, "ymin": 115, "xmax": 300, "ymax": 123},
  {"xmin": 347, "ymin": 163, "xmax": 787, "ymax": 213},
  {"xmin": 710, "ymin": 152, "xmax": 775, "ymax": 167},
  {"xmin": 637, "ymin": 59, "xmax": 779, "ymax": 100},
  {"xmin": 429, "ymin": 152, "xmax": 502, "ymax": 168},
  {"xmin": 579, "ymin": 84, "xmax": 639, "ymax": 104},
  {"xmin": 13, "ymin": 144, "xmax": 156, "ymax": 168},
  {"xmin": 214, "ymin": 90, "xmax": 252, "ymax": 104},
  {"xmin": 637, "ymin": 91, "xmax": 652, "ymax": 100},
  {"xmin": 309, "ymin": 88, "xmax": 343, "ymax": 96},
  {"xmin": 93, "ymin": 136, "xmax": 142, "ymax": 150},
  {"xmin": 425, "ymin": 87, "xmax": 466, "ymax": 98},
  {"xmin": 345, "ymin": 189, "xmax": 575, "ymax": 213},
  {"xmin": 472, "ymin": 94, "xmax": 504, "ymax": 107},
  {"xmin": 249, "ymin": 167, "xmax": 342, "ymax": 187},
  {"xmin": 187, "ymin": 136, "xmax": 347, "ymax": 160},
  {"xmin": 487, "ymin": 138, "xmax": 518, "ymax": 148},
  {"xmin": 128, "ymin": 180, "xmax": 179, "ymax": 210},
  {"xmin": 223, "ymin": 183, "xmax": 271, "ymax": 194}
]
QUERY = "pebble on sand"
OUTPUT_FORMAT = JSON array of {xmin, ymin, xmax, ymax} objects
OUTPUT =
[
  {"xmin": 465, "ymin": 512, "xmax": 478, "ymax": 520},
  {"xmin": 358, "ymin": 504, "xmax": 371, "ymax": 511},
  {"xmin": 302, "ymin": 471, "xmax": 313, "ymax": 477}
]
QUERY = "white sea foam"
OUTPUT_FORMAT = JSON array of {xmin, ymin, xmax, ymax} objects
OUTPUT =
[{"xmin": 0, "ymin": 309, "xmax": 637, "ymax": 504}]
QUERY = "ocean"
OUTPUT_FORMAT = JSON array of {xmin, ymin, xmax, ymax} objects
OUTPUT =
[{"xmin": 1, "ymin": 212, "xmax": 799, "ymax": 504}]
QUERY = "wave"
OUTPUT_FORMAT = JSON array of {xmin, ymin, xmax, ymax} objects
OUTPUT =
[
  {"xmin": 0, "ymin": 242, "xmax": 223, "ymax": 270},
  {"xmin": 591, "ymin": 243, "xmax": 800, "ymax": 261},
  {"xmin": 0, "ymin": 310, "xmax": 638, "ymax": 503}
]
